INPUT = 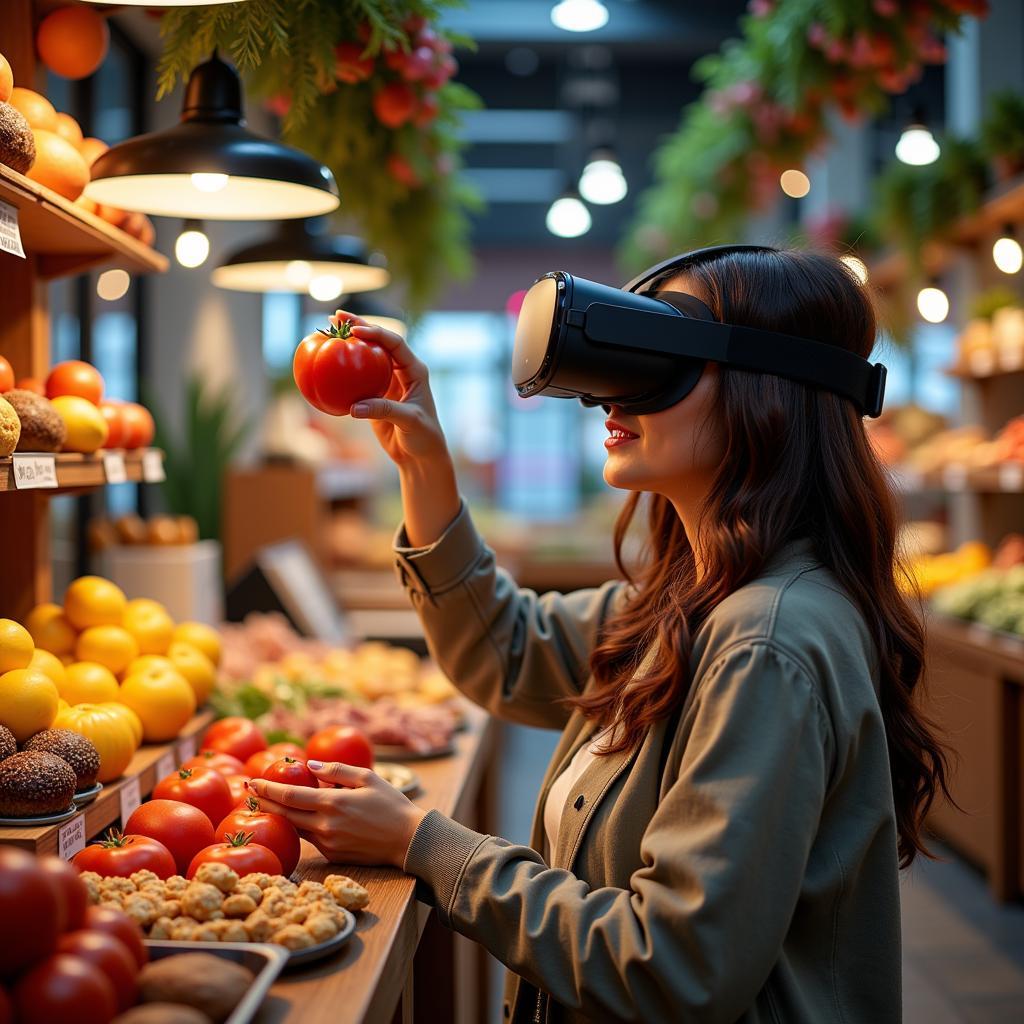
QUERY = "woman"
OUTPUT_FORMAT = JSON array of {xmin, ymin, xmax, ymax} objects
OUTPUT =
[{"xmin": 249, "ymin": 246, "xmax": 950, "ymax": 1023}]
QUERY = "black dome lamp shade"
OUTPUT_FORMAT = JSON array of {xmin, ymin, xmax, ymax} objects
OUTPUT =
[
  {"xmin": 85, "ymin": 53, "xmax": 339, "ymax": 220},
  {"xmin": 211, "ymin": 219, "xmax": 390, "ymax": 294}
]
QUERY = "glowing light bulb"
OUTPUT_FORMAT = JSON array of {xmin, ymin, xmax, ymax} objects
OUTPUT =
[
  {"xmin": 578, "ymin": 158, "xmax": 627, "ymax": 205},
  {"xmin": 917, "ymin": 285, "xmax": 949, "ymax": 323},
  {"xmin": 993, "ymin": 235, "xmax": 1023, "ymax": 275},
  {"xmin": 546, "ymin": 195, "xmax": 591, "ymax": 238},
  {"xmin": 174, "ymin": 223, "xmax": 210, "ymax": 268},
  {"xmin": 190, "ymin": 172, "xmax": 229, "ymax": 193},
  {"xmin": 896, "ymin": 125, "xmax": 940, "ymax": 166},
  {"xmin": 97, "ymin": 269, "xmax": 130, "ymax": 301},
  {"xmin": 285, "ymin": 260, "xmax": 313, "ymax": 286},
  {"xmin": 779, "ymin": 168, "xmax": 811, "ymax": 198},
  {"xmin": 550, "ymin": 0, "xmax": 609, "ymax": 32},
  {"xmin": 308, "ymin": 275, "xmax": 344, "ymax": 301},
  {"xmin": 840, "ymin": 254, "xmax": 869, "ymax": 285}
]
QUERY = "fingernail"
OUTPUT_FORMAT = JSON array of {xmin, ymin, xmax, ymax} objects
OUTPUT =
[
  {"xmin": 307, "ymin": 759, "xmax": 323, "ymax": 770},
  {"xmin": 351, "ymin": 404, "xmax": 369, "ymax": 417}
]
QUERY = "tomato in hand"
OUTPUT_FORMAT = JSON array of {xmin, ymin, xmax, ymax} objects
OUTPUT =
[
  {"xmin": 182, "ymin": 749, "xmax": 246, "ymax": 777},
  {"xmin": 46, "ymin": 360, "xmax": 103, "ymax": 405},
  {"xmin": 216, "ymin": 797, "xmax": 302, "ymax": 876},
  {"xmin": 83, "ymin": 907, "xmax": 147, "ymax": 969},
  {"xmin": 152, "ymin": 766, "xmax": 234, "ymax": 828},
  {"xmin": 124, "ymin": 799, "xmax": 215, "ymax": 876},
  {"xmin": 39, "ymin": 855, "xmax": 88, "ymax": 932},
  {"xmin": 0, "ymin": 846, "xmax": 61, "ymax": 977},
  {"xmin": 306, "ymin": 725, "xmax": 374, "ymax": 770},
  {"xmin": 12, "ymin": 953, "xmax": 117, "ymax": 1024},
  {"xmin": 261, "ymin": 756, "xmax": 319, "ymax": 788},
  {"xmin": 118, "ymin": 403, "xmax": 154, "ymax": 449},
  {"xmin": 0, "ymin": 356, "xmax": 13, "ymax": 392},
  {"xmin": 56, "ymin": 931, "xmax": 137, "ymax": 1012},
  {"xmin": 73, "ymin": 830, "xmax": 176, "ymax": 880},
  {"xmin": 202, "ymin": 716, "xmax": 267, "ymax": 762},
  {"xmin": 187, "ymin": 832, "xmax": 282, "ymax": 879},
  {"xmin": 293, "ymin": 314, "xmax": 392, "ymax": 417}
]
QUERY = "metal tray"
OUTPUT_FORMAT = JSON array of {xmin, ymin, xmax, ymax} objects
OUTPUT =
[
  {"xmin": 73, "ymin": 782, "xmax": 103, "ymax": 806},
  {"xmin": 373, "ymin": 740, "xmax": 454, "ymax": 762},
  {"xmin": 283, "ymin": 907, "xmax": 356, "ymax": 968},
  {"xmin": 143, "ymin": 941, "xmax": 288, "ymax": 1024}
]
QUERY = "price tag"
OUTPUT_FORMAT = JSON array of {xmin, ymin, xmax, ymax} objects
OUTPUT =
[
  {"xmin": 999, "ymin": 347, "xmax": 1023, "ymax": 372},
  {"xmin": 156, "ymin": 751, "xmax": 177, "ymax": 780},
  {"xmin": 11, "ymin": 454, "xmax": 58, "ymax": 489},
  {"xmin": 0, "ymin": 199, "xmax": 25, "ymax": 259},
  {"xmin": 142, "ymin": 450, "xmax": 165, "ymax": 483},
  {"xmin": 178, "ymin": 735, "xmax": 197, "ymax": 761},
  {"xmin": 968, "ymin": 350, "xmax": 995, "ymax": 376},
  {"xmin": 998, "ymin": 462, "xmax": 1024, "ymax": 491},
  {"xmin": 119, "ymin": 776, "xmax": 141, "ymax": 824},
  {"xmin": 102, "ymin": 451, "xmax": 128, "ymax": 484},
  {"xmin": 942, "ymin": 464, "xmax": 968, "ymax": 491},
  {"xmin": 58, "ymin": 814, "xmax": 86, "ymax": 860}
]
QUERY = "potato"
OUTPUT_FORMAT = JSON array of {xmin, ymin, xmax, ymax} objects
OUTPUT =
[
  {"xmin": 138, "ymin": 953, "xmax": 253, "ymax": 1024},
  {"xmin": 113, "ymin": 1004, "xmax": 213, "ymax": 1024}
]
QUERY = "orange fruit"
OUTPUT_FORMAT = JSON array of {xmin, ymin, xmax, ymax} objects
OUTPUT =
[
  {"xmin": 60, "ymin": 661, "xmax": 119, "ymax": 705},
  {"xmin": 124, "ymin": 655, "xmax": 174, "ymax": 678},
  {"xmin": 119, "ymin": 664, "xmax": 196, "ymax": 743},
  {"xmin": 26, "ymin": 130, "xmax": 89, "ymax": 201},
  {"xmin": 79, "ymin": 137, "xmax": 108, "ymax": 167},
  {"xmin": 64, "ymin": 576, "xmax": 126, "ymax": 630},
  {"xmin": 0, "ymin": 53, "xmax": 13, "ymax": 104},
  {"xmin": 101, "ymin": 701, "xmax": 143, "ymax": 748},
  {"xmin": 54, "ymin": 111, "xmax": 83, "ymax": 149},
  {"xmin": 0, "ymin": 668, "xmax": 59, "ymax": 742},
  {"xmin": 172, "ymin": 621, "xmax": 221, "ymax": 667},
  {"xmin": 29, "ymin": 648, "xmax": 66, "ymax": 688},
  {"xmin": 9, "ymin": 87, "xmax": 57, "ymax": 131},
  {"xmin": 26, "ymin": 602, "xmax": 77, "ymax": 656},
  {"xmin": 75, "ymin": 625, "xmax": 139, "ymax": 675},
  {"xmin": 167, "ymin": 641, "xmax": 216, "ymax": 705},
  {"xmin": 0, "ymin": 618, "xmax": 34, "ymax": 673},
  {"xmin": 123, "ymin": 598, "xmax": 174, "ymax": 655},
  {"xmin": 36, "ymin": 6, "xmax": 110, "ymax": 81}
]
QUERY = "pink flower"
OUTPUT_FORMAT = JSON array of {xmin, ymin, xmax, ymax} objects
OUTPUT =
[
  {"xmin": 748, "ymin": 0, "xmax": 774, "ymax": 15},
  {"xmin": 806, "ymin": 22, "xmax": 828, "ymax": 48},
  {"xmin": 873, "ymin": 0, "xmax": 899, "ymax": 15}
]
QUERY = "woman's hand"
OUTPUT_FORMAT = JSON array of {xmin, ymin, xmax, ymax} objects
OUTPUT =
[{"xmin": 246, "ymin": 760, "xmax": 427, "ymax": 869}]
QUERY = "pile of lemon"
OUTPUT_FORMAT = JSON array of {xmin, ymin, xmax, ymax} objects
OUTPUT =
[{"xmin": 0, "ymin": 577, "xmax": 221, "ymax": 783}]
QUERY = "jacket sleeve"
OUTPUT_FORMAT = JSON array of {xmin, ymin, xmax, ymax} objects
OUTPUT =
[
  {"xmin": 404, "ymin": 640, "xmax": 835, "ymax": 1024},
  {"xmin": 393, "ymin": 502, "xmax": 621, "ymax": 730}
]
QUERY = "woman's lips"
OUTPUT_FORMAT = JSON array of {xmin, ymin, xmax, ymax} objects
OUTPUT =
[{"xmin": 605, "ymin": 418, "xmax": 639, "ymax": 449}]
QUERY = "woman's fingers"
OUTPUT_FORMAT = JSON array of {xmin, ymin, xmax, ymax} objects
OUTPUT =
[
  {"xmin": 351, "ymin": 396, "xmax": 426, "ymax": 430},
  {"xmin": 350, "ymin": 323, "xmax": 426, "ymax": 384},
  {"xmin": 246, "ymin": 794, "xmax": 321, "ymax": 832},
  {"xmin": 308, "ymin": 761, "xmax": 378, "ymax": 789},
  {"xmin": 248, "ymin": 777, "xmax": 323, "ymax": 811}
]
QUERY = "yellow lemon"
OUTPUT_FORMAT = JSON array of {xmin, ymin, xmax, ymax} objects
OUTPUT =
[
  {"xmin": 64, "ymin": 576, "xmax": 127, "ymax": 631},
  {"xmin": 25, "ymin": 602, "xmax": 77, "ymax": 656},
  {"xmin": 0, "ymin": 618, "xmax": 34, "ymax": 673},
  {"xmin": 0, "ymin": 668, "xmax": 59, "ymax": 742},
  {"xmin": 125, "ymin": 655, "xmax": 174, "ymax": 677},
  {"xmin": 29, "ymin": 648, "xmax": 66, "ymax": 688},
  {"xmin": 122, "ymin": 598, "xmax": 174, "ymax": 655},
  {"xmin": 171, "ymin": 621, "xmax": 222, "ymax": 667},
  {"xmin": 119, "ymin": 664, "xmax": 196, "ymax": 743},
  {"xmin": 60, "ymin": 660, "xmax": 119, "ymax": 705},
  {"xmin": 50, "ymin": 394, "xmax": 108, "ymax": 453},
  {"xmin": 167, "ymin": 641, "xmax": 216, "ymax": 705},
  {"xmin": 75, "ymin": 625, "xmax": 139, "ymax": 675}
]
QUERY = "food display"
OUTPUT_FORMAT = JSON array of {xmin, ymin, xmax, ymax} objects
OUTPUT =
[
  {"xmin": 89, "ymin": 515, "xmax": 200, "ymax": 553},
  {"xmin": 932, "ymin": 564, "xmax": 1024, "ymax": 638}
]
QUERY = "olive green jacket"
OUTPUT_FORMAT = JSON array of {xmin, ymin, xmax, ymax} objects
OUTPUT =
[{"xmin": 396, "ymin": 504, "xmax": 901, "ymax": 1024}]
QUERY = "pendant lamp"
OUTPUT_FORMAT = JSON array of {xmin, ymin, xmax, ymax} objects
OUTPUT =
[
  {"xmin": 86, "ymin": 53, "xmax": 338, "ymax": 220},
  {"xmin": 211, "ymin": 220, "xmax": 389, "ymax": 295}
]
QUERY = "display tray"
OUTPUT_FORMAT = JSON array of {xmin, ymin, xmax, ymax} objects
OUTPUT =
[
  {"xmin": 283, "ymin": 908, "xmax": 357, "ymax": 968},
  {"xmin": 144, "ymin": 940, "xmax": 288, "ymax": 1024},
  {"xmin": 373, "ymin": 740, "xmax": 455, "ymax": 762},
  {"xmin": 0, "ymin": 804, "xmax": 78, "ymax": 827},
  {"xmin": 73, "ymin": 782, "xmax": 103, "ymax": 806},
  {"xmin": 374, "ymin": 762, "xmax": 420, "ymax": 795}
]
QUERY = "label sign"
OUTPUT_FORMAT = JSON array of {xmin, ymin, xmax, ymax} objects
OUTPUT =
[
  {"xmin": 178, "ymin": 735, "xmax": 197, "ymax": 761},
  {"xmin": 119, "ymin": 776, "xmax": 141, "ymax": 824},
  {"xmin": 156, "ymin": 751, "xmax": 177, "ymax": 780},
  {"xmin": 12, "ymin": 454, "xmax": 58, "ymax": 489},
  {"xmin": 942, "ymin": 464, "xmax": 968, "ymax": 491},
  {"xmin": 0, "ymin": 199, "xmax": 25, "ymax": 259},
  {"xmin": 968, "ymin": 350, "xmax": 995, "ymax": 377},
  {"xmin": 142, "ymin": 450, "xmax": 165, "ymax": 483},
  {"xmin": 58, "ymin": 814, "xmax": 86, "ymax": 860},
  {"xmin": 998, "ymin": 462, "xmax": 1024, "ymax": 492},
  {"xmin": 103, "ymin": 452, "xmax": 128, "ymax": 484}
]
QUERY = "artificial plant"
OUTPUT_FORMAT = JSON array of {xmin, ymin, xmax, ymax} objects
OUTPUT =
[{"xmin": 981, "ymin": 90, "xmax": 1024, "ymax": 180}]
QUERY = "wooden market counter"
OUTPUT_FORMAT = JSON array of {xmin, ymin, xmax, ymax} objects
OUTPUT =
[{"xmin": 257, "ymin": 700, "xmax": 499, "ymax": 1024}]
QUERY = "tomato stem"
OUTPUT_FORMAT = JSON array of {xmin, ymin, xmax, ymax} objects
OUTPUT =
[{"xmin": 223, "ymin": 831, "xmax": 255, "ymax": 848}]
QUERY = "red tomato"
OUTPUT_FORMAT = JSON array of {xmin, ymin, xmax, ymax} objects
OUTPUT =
[
  {"xmin": 292, "ymin": 321, "xmax": 392, "ymax": 416},
  {"xmin": 15, "ymin": 376, "xmax": 45, "ymax": 395},
  {"xmin": 39, "ymin": 855, "xmax": 88, "ymax": 932},
  {"xmin": 73, "ymin": 830, "xmax": 176, "ymax": 880},
  {"xmin": 216, "ymin": 797, "xmax": 302, "ymax": 875},
  {"xmin": 242, "ymin": 749, "xmax": 278, "ymax": 779},
  {"xmin": 262, "ymin": 756, "xmax": 319, "ymax": 788},
  {"xmin": 82, "ymin": 907, "xmax": 146, "ymax": 969},
  {"xmin": 56, "ymin": 931, "xmax": 137, "ymax": 1012},
  {"xmin": 46, "ymin": 360, "xmax": 104, "ymax": 405},
  {"xmin": 202, "ymin": 717, "xmax": 267, "ymax": 762},
  {"xmin": 124, "ymin": 799, "xmax": 215, "ymax": 876},
  {"xmin": 0, "ymin": 356, "xmax": 13, "ymax": 392},
  {"xmin": 12, "ymin": 954, "xmax": 117, "ymax": 1024},
  {"xmin": 0, "ymin": 846, "xmax": 61, "ymax": 976},
  {"xmin": 182, "ymin": 749, "xmax": 246, "ymax": 777},
  {"xmin": 413, "ymin": 93, "xmax": 440, "ymax": 127},
  {"xmin": 306, "ymin": 725, "xmax": 374, "ymax": 769},
  {"xmin": 268, "ymin": 740, "xmax": 307, "ymax": 760},
  {"xmin": 372, "ymin": 81, "xmax": 417, "ymax": 128},
  {"xmin": 224, "ymin": 772, "xmax": 250, "ymax": 805},
  {"xmin": 118, "ymin": 402, "xmax": 154, "ymax": 449},
  {"xmin": 152, "ymin": 766, "xmax": 234, "ymax": 828},
  {"xmin": 97, "ymin": 402, "xmax": 126, "ymax": 448},
  {"xmin": 187, "ymin": 833, "xmax": 282, "ymax": 879}
]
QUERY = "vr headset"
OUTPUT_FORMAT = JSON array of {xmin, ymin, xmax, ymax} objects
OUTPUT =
[{"xmin": 511, "ymin": 244, "xmax": 886, "ymax": 417}]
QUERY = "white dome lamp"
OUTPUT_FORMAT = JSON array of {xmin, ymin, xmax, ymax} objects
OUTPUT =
[
  {"xmin": 546, "ymin": 188, "xmax": 592, "ymax": 238},
  {"xmin": 896, "ymin": 106, "xmax": 940, "ymax": 167},
  {"xmin": 578, "ymin": 149, "xmax": 627, "ymax": 205},
  {"xmin": 551, "ymin": 0, "xmax": 609, "ymax": 32},
  {"xmin": 993, "ymin": 224, "xmax": 1023, "ymax": 275}
]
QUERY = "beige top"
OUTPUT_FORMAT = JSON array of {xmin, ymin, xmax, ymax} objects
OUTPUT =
[{"xmin": 543, "ymin": 728, "xmax": 610, "ymax": 857}]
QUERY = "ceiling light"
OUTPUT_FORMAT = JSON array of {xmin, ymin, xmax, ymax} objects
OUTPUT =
[
  {"xmin": 546, "ymin": 192, "xmax": 591, "ymax": 238},
  {"xmin": 896, "ymin": 124, "xmax": 940, "ymax": 166},
  {"xmin": 578, "ymin": 152, "xmax": 627, "ymax": 205},
  {"xmin": 917, "ymin": 284, "xmax": 949, "ymax": 323},
  {"xmin": 212, "ymin": 220, "xmax": 389, "ymax": 294},
  {"xmin": 779, "ymin": 168, "xmax": 811, "ymax": 198},
  {"xmin": 97, "ymin": 269, "xmax": 130, "ymax": 301},
  {"xmin": 86, "ymin": 53, "xmax": 338, "ymax": 219},
  {"xmin": 309, "ymin": 276, "xmax": 344, "ymax": 302},
  {"xmin": 993, "ymin": 227, "xmax": 1022, "ymax": 275},
  {"xmin": 840, "ymin": 254, "xmax": 869, "ymax": 285},
  {"xmin": 551, "ymin": 0, "xmax": 609, "ymax": 33},
  {"xmin": 174, "ymin": 219, "xmax": 210, "ymax": 268}
]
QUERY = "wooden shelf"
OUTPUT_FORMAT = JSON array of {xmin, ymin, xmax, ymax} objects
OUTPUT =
[
  {"xmin": 945, "ymin": 354, "xmax": 1024, "ymax": 380},
  {"xmin": 929, "ymin": 613, "xmax": 1024, "ymax": 676},
  {"xmin": 0, "ymin": 448, "xmax": 163, "ymax": 493},
  {"xmin": 0, "ymin": 165, "xmax": 168, "ymax": 280},
  {"xmin": 892, "ymin": 461, "xmax": 1024, "ymax": 494},
  {"xmin": 0, "ymin": 709, "xmax": 215, "ymax": 857}
]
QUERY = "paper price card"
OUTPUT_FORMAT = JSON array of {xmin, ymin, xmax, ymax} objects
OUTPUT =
[
  {"xmin": 142, "ymin": 450, "xmax": 165, "ymax": 483},
  {"xmin": 119, "ymin": 776, "xmax": 141, "ymax": 824},
  {"xmin": 12, "ymin": 454, "xmax": 58, "ymax": 489},
  {"xmin": 103, "ymin": 452, "xmax": 128, "ymax": 484},
  {"xmin": 0, "ymin": 199, "xmax": 25, "ymax": 259},
  {"xmin": 942, "ymin": 464, "xmax": 968, "ymax": 491},
  {"xmin": 968, "ymin": 350, "xmax": 995, "ymax": 377},
  {"xmin": 156, "ymin": 751, "xmax": 177, "ymax": 780},
  {"xmin": 178, "ymin": 735, "xmax": 197, "ymax": 761},
  {"xmin": 58, "ymin": 814, "xmax": 86, "ymax": 860},
  {"xmin": 998, "ymin": 462, "xmax": 1024, "ymax": 492}
]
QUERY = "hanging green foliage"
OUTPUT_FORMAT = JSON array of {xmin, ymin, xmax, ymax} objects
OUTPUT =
[{"xmin": 156, "ymin": 0, "xmax": 482, "ymax": 311}]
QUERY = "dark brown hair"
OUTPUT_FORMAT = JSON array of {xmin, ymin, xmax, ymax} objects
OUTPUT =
[{"xmin": 574, "ymin": 246, "xmax": 951, "ymax": 867}]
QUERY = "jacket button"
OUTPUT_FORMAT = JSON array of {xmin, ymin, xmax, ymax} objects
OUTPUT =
[
  {"xmin": 574, "ymin": 794, "xmax": 585, "ymax": 811},
  {"xmin": 503, "ymin": 1004, "xmax": 510, "ymax": 1019}
]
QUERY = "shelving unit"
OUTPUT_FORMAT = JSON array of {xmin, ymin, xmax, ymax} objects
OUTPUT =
[{"xmin": 0, "ymin": 448, "xmax": 164, "ymax": 492}]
